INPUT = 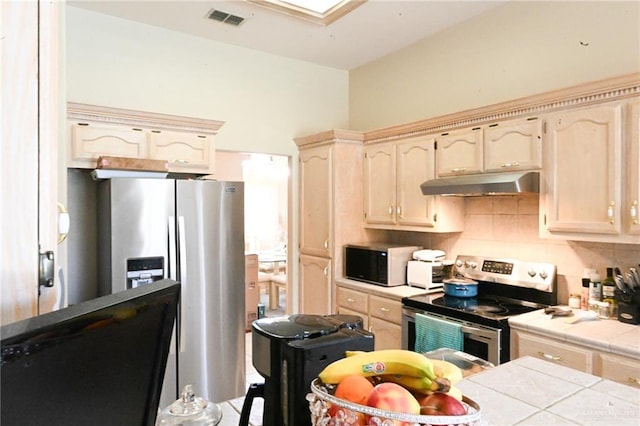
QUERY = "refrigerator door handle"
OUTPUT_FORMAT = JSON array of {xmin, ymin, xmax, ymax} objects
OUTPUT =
[
  {"xmin": 168, "ymin": 217, "xmax": 177, "ymax": 281},
  {"xmin": 177, "ymin": 216, "xmax": 187, "ymax": 285}
]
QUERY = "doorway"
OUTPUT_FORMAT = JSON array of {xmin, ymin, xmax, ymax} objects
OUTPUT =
[{"xmin": 215, "ymin": 151, "xmax": 289, "ymax": 317}]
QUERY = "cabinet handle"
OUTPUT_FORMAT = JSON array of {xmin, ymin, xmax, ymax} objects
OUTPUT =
[
  {"xmin": 388, "ymin": 205, "xmax": 394, "ymax": 216},
  {"xmin": 379, "ymin": 307, "xmax": 390, "ymax": 313},
  {"xmin": 368, "ymin": 326, "xmax": 373, "ymax": 333},
  {"xmin": 323, "ymin": 267, "xmax": 328, "ymax": 276},
  {"xmin": 628, "ymin": 377, "xmax": 640, "ymax": 386},
  {"xmin": 397, "ymin": 206, "xmax": 402, "ymax": 218},
  {"xmin": 172, "ymin": 159, "xmax": 190, "ymax": 164},
  {"xmin": 451, "ymin": 167, "xmax": 466, "ymax": 173},
  {"xmin": 501, "ymin": 162, "xmax": 520, "ymax": 168},
  {"xmin": 346, "ymin": 298, "xmax": 356, "ymax": 303},
  {"xmin": 607, "ymin": 201, "xmax": 615, "ymax": 225},
  {"xmin": 631, "ymin": 200, "xmax": 638, "ymax": 225},
  {"xmin": 538, "ymin": 351, "xmax": 562, "ymax": 361},
  {"xmin": 323, "ymin": 240, "xmax": 329, "ymax": 250}
]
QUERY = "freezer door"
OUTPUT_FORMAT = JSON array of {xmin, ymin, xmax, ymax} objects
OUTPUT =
[
  {"xmin": 97, "ymin": 179, "xmax": 175, "ymax": 296},
  {"xmin": 167, "ymin": 180, "xmax": 246, "ymax": 406}
]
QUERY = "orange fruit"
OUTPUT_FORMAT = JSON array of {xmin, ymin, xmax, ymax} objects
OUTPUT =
[
  {"xmin": 329, "ymin": 375, "xmax": 374, "ymax": 424},
  {"xmin": 334, "ymin": 374, "xmax": 375, "ymax": 405}
]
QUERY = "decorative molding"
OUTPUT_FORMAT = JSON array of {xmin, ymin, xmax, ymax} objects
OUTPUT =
[
  {"xmin": 364, "ymin": 72, "xmax": 640, "ymax": 143},
  {"xmin": 294, "ymin": 129, "xmax": 364, "ymax": 148},
  {"xmin": 67, "ymin": 102, "xmax": 225, "ymax": 135}
]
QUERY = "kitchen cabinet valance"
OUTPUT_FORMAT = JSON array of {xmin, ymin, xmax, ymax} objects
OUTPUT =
[{"xmin": 67, "ymin": 103, "xmax": 224, "ymax": 175}]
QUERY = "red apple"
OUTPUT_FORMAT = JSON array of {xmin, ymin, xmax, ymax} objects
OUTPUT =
[{"xmin": 417, "ymin": 392, "xmax": 467, "ymax": 416}]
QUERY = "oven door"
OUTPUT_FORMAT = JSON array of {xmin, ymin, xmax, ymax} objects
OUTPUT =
[{"xmin": 402, "ymin": 307, "xmax": 502, "ymax": 365}]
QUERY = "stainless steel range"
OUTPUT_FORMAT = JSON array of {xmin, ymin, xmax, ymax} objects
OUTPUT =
[{"xmin": 402, "ymin": 255, "xmax": 557, "ymax": 365}]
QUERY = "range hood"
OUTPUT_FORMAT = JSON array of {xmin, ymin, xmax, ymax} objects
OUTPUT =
[{"xmin": 420, "ymin": 171, "xmax": 540, "ymax": 196}]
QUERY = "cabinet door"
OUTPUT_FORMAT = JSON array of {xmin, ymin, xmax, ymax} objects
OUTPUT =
[
  {"xmin": 336, "ymin": 286, "xmax": 368, "ymax": 315},
  {"xmin": 364, "ymin": 143, "xmax": 396, "ymax": 224},
  {"xmin": 627, "ymin": 101, "xmax": 640, "ymax": 235},
  {"xmin": 595, "ymin": 352, "xmax": 640, "ymax": 388},
  {"xmin": 70, "ymin": 123, "xmax": 148, "ymax": 167},
  {"xmin": 369, "ymin": 295, "xmax": 402, "ymax": 324},
  {"xmin": 299, "ymin": 255, "xmax": 331, "ymax": 315},
  {"xmin": 396, "ymin": 136, "xmax": 437, "ymax": 227},
  {"xmin": 435, "ymin": 127, "xmax": 483, "ymax": 176},
  {"xmin": 513, "ymin": 331, "xmax": 593, "ymax": 373},
  {"xmin": 148, "ymin": 130, "xmax": 212, "ymax": 173},
  {"xmin": 299, "ymin": 145, "xmax": 332, "ymax": 256},
  {"xmin": 369, "ymin": 317, "xmax": 402, "ymax": 350},
  {"xmin": 484, "ymin": 117, "xmax": 542, "ymax": 172},
  {"xmin": 543, "ymin": 103, "xmax": 623, "ymax": 235}
]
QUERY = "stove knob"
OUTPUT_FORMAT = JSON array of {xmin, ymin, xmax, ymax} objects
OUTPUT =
[
  {"xmin": 539, "ymin": 270, "xmax": 548, "ymax": 280},
  {"xmin": 455, "ymin": 259, "xmax": 464, "ymax": 268},
  {"xmin": 528, "ymin": 269, "xmax": 537, "ymax": 277},
  {"xmin": 467, "ymin": 261, "xmax": 477, "ymax": 269}
]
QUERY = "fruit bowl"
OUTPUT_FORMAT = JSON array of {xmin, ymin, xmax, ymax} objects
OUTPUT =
[{"xmin": 307, "ymin": 378, "xmax": 483, "ymax": 426}]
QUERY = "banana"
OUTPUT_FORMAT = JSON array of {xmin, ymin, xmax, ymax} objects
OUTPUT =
[
  {"xmin": 380, "ymin": 374, "xmax": 451, "ymax": 393},
  {"xmin": 429, "ymin": 359, "xmax": 463, "ymax": 385},
  {"xmin": 318, "ymin": 349, "xmax": 437, "ymax": 384}
]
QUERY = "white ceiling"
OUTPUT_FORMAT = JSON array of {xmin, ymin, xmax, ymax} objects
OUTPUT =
[{"xmin": 68, "ymin": 0, "xmax": 506, "ymax": 70}]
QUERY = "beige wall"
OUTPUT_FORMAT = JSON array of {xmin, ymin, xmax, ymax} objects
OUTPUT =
[
  {"xmin": 65, "ymin": 7, "xmax": 349, "ymax": 157},
  {"xmin": 349, "ymin": 1, "xmax": 640, "ymax": 131}
]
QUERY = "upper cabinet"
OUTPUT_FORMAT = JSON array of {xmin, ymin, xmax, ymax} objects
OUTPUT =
[
  {"xmin": 540, "ymin": 100, "xmax": 639, "ymax": 244},
  {"xmin": 435, "ymin": 117, "xmax": 542, "ymax": 177},
  {"xmin": 363, "ymin": 135, "xmax": 463, "ymax": 232},
  {"xmin": 67, "ymin": 103, "xmax": 224, "ymax": 175},
  {"xmin": 435, "ymin": 127, "xmax": 483, "ymax": 176},
  {"xmin": 627, "ymin": 100, "xmax": 640, "ymax": 237},
  {"xmin": 484, "ymin": 117, "xmax": 542, "ymax": 172}
]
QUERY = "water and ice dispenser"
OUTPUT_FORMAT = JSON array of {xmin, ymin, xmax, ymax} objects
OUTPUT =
[{"xmin": 127, "ymin": 257, "xmax": 165, "ymax": 289}]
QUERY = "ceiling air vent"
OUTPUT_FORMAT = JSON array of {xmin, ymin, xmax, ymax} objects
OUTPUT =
[{"xmin": 207, "ymin": 9, "xmax": 245, "ymax": 26}]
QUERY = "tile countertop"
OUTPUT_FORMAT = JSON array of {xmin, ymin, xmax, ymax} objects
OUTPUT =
[
  {"xmin": 335, "ymin": 277, "xmax": 438, "ymax": 301},
  {"xmin": 215, "ymin": 356, "xmax": 640, "ymax": 426},
  {"xmin": 508, "ymin": 309, "xmax": 640, "ymax": 359},
  {"xmin": 457, "ymin": 355, "xmax": 640, "ymax": 425}
]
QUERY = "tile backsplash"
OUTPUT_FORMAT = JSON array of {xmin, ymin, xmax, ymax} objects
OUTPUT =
[{"xmin": 383, "ymin": 194, "xmax": 640, "ymax": 304}]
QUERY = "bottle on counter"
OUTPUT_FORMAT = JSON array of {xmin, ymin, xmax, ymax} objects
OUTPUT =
[
  {"xmin": 602, "ymin": 267, "xmax": 617, "ymax": 317},
  {"xmin": 581, "ymin": 278, "xmax": 590, "ymax": 310},
  {"xmin": 589, "ymin": 272, "xmax": 602, "ymax": 302},
  {"xmin": 569, "ymin": 293, "xmax": 581, "ymax": 309}
]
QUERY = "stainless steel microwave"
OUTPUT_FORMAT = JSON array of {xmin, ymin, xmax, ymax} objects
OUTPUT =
[{"xmin": 344, "ymin": 244, "xmax": 421, "ymax": 286}]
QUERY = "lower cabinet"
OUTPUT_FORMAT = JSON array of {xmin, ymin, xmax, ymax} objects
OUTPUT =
[
  {"xmin": 299, "ymin": 255, "xmax": 332, "ymax": 315},
  {"xmin": 511, "ymin": 329, "xmax": 639, "ymax": 388},
  {"xmin": 595, "ymin": 352, "xmax": 640, "ymax": 388},
  {"xmin": 336, "ymin": 286, "xmax": 403, "ymax": 350}
]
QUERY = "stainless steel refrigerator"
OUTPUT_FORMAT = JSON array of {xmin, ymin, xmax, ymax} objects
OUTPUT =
[{"xmin": 96, "ymin": 178, "xmax": 245, "ymax": 409}]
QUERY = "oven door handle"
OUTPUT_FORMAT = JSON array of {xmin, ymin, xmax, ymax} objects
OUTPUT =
[{"xmin": 460, "ymin": 325, "xmax": 483, "ymax": 334}]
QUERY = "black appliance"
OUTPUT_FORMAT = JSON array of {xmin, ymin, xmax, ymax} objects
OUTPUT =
[
  {"xmin": 402, "ymin": 255, "xmax": 557, "ymax": 365},
  {"xmin": 0, "ymin": 279, "xmax": 180, "ymax": 426},
  {"xmin": 240, "ymin": 314, "xmax": 374, "ymax": 426}
]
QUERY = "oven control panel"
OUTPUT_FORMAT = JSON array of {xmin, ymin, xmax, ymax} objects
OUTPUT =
[{"xmin": 454, "ymin": 255, "xmax": 556, "ymax": 292}]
